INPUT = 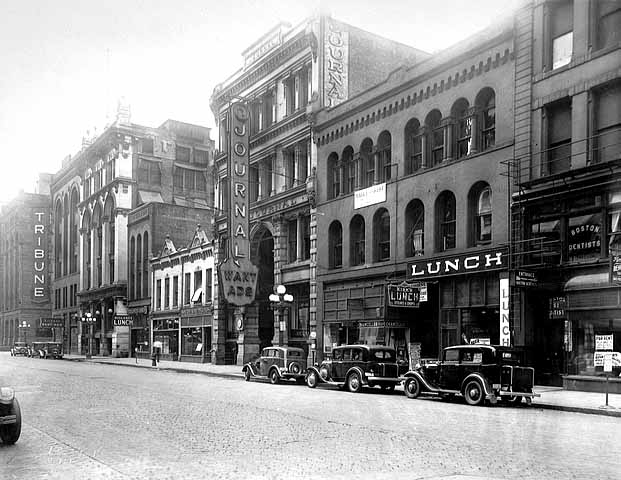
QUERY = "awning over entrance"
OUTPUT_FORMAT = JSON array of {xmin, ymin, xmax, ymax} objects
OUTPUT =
[
  {"xmin": 138, "ymin": 190, "xmax": 163, "ymax": 204},
  {"xmin": 564, "ymin": 272, "xmax": 610, "ymax": 291}
]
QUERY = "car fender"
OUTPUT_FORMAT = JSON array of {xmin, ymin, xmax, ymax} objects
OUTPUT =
[
  {"xmin": 461, "ymin": 373, "xmax": 493, "ymax": 397},
  {"xmin": 306, "ymin": 365, "xmax": 326, "ymax": 382},
  {"xmin": 268, "ymin": 365, "xmax": 281, "ymax": 379},
  {"xmin": 402, "ymin": 370, "xmax": 433, "ymax": 392},
  {"xmin": 346, "ymin": 366, "xmax": 368, "ymax": 384}
]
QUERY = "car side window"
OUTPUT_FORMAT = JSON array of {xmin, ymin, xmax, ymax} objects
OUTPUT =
[
  {"xmin": 352, "ymin": 349, "xmax": 361, "ymax": 361},
  {"xmin": 333, "ymin": 349, "xmax": 343, "ymax": 360},
  {"xmin": 444, "ymin": 349, "xmax": 459, "ymax": 362},
  {"xmin": 342, "ymin": 349, "xmax": 352, "ymax": 360}
]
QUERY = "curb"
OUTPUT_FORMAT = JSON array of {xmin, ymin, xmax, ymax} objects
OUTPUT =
[{"xmin": 62, "ymin": 357, "xmax": 621, "ymax": 418}]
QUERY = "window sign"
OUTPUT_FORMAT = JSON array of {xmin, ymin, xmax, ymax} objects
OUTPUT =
[{"xmin": 595, "ymin": 334, "xmax": 614, "ymax": 351}]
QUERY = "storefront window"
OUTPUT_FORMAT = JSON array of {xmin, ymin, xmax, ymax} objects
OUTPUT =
[
  {"xmin": 608, "ymin": 191, "xmax": 621, "ymax": 255},
  {"xmin": 153, "ymin": 331, "xmax": 178, "ymax": 356},
  {"xmin": 567, "ymin": 213, "xmax": 601, "ymax": 262},
  {"xmin": 182, "ymin": 327, "xmax": 202, "ymax": 356}
]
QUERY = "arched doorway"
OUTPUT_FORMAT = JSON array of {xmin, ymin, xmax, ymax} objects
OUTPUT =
[{"xmin": 251, "ymin": 225, "xmax": 275, "ymax": 350}]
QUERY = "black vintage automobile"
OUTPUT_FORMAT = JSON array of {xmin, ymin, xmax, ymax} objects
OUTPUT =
[
  {"xmin": 0, "ymin": 386, "xmax": 21, "ymax": 444},
  {"xmin": 306, "ymin": 345, "xmax": 401, "ymax": 393},
  {"xmin": 402, "ymin": 344, "xmax": 539, "ymax": 406},
  {"xmin": 9, "ymin": 342, "xmax": 29, "ymax": 357},
  {"xmin": 242, "ymin": 346, "xmax": 307, "ymax": 384},
  {"xmin": 29, "ymin": 341, "xmax": 63, "ymax": 359}
]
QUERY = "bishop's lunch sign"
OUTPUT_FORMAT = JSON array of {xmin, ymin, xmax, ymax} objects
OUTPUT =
[{"xmin": 219, "ymin": 101, "xmax": 258, "ymax": 306}]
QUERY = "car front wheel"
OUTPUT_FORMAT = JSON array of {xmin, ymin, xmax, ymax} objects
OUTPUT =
[
  {"xmin": 347, "ymin": 372, "xmax": 362, "ymax": 393},
  {"xmin": 404, "ymin": 377, "xmax": 421, "ymax": 399},
  {"xmin": 464, "ymin": 380, "xmax": 485, "ymax": 406},
  {"xmin": 269, "ymin": 369, "xmax": 280, "ymax": 385},
  {"xmin": 0, "ymin": 398, "xmax": 21, "ymax": 445},
  {"xmin": 306, "ymin": 371, "xmax": 319, "ymax": 388}
]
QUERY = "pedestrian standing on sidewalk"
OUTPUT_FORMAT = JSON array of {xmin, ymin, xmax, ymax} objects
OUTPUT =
[
  {"xmin": 151, "ymin": 348, "xmax": 157, "ymax": 367},
  {"xmin": 135, "ymin": 347, "xmax": 138, "ymax": 364}
]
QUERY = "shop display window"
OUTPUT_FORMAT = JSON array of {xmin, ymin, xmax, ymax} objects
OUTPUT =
[{"xmin": 182, "ymin": 327, "xmax": 202, "ymax": 356}]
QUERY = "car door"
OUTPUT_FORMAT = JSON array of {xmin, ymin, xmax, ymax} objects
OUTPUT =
[
  {"xmin": 258, "ymin": 349, "xmax": 270, "ymax": 376},
  {"xmin": 334, "ymin": 348, "xmax": 351, "ymax": 381},
  {"xmin": 438, "ymin": 348, "xmax": 461, "ymax": 390}
]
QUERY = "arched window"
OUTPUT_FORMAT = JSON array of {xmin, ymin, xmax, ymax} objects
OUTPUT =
[
  {"xmin": 92, "ymin": 203, "xmax": 103, "ymax": 287},
  {"xmin": 63, "ymin": 193, "xmax": 69, "ymax": 276},
  {"xmin": 70, "ymin": 188, "xmax": 79, "ymax": 273},
  {"xmin": 436, "ymin": 191, "xmax": 456, "ymax": 251},
  {"xmin": 476, "ymin": 88, "xmax": 495, "ymax": 151},
  {"xmin": 104, "ymin": 196, "xmax": 115, "ymax": 284},
  {"xmin": 451, "ymin": 98, "xmax": 472, "ymax": 159},
  {"xmin": 350, "ymin": 215, "xmax": 365, "ymax": 266},
  {"xmin": 328, "ymin": 221, "xmax": 343, "ymax": 269},
  {"xmin": 54, "ymin": 200, "xmax": 63, "ymax": 279},
  {"xmin": 342, "ymin": 146, "xmax": 355, "ymax": 194},
  {"xmin": 143, "ymin": 233, "xmax": 149, "ymax": 298},
  {"xmin": 425, "ymin": 109, "xmax": 444, "ymax": 166},
  {"xmin": 374, "ymin": 208, "xmax": 390, "ymax": 262},
  {"xmin": 136, "ymin": 234, "xmax": 142, "ymax": 299},
  {"xmin": 327, "ymin": 152, "xmax": 340, "ymax": 199},
  {"xmin": 360, "ymin": 138, "xmax": 374, "ymax": 187},
  {"xmin": 82, "ymin": 210, "xmax": 92, "ymax": 290},
  {"xmin": 404, "ymin": 118, "xmax": 422, "ymax": 174},
  {"xmin": 129, "ymin": 236, "xmax": 136, "ymax": 301},
  {"xmin": 405, "ymin": 199, "xmax": 425, "ymax": 257},
  {"xmin": 469, "ymin": 183, "xmax": 492, "ymax": 245},
  {"xmin": 376, "ymin": 131, "xmax": 392, "ymax": 182}
]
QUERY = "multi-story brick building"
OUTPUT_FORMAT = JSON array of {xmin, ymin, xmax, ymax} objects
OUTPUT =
[
  {"xmin": 0, "ymin": 177, "xmax": 53, "ymax": 348},
  {"xmin": 149, "ymin": 226, "xmax": 215, "ymax": 362},
  {"xmin": 312, "ymin": 17, "xmax": 515, "ymax": 363},
  {"xmin": 50, "ymin": 109, "xmax": 214, "ymax": 357},
  {"xmin": 210, "ymin": 15, "xmax": 429, "ymax": 365},
  {"xmin": 509, "ymin": 0, "xmax": 621, "ymax": 387}
]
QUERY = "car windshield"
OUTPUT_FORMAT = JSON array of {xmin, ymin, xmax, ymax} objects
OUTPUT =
[
  {"xmin": 371, "ymin": 350, "xmax": 395, "ymax": 362},
  {"xmin": 287, "ymin": 350, "xmax": 302, "ymax": 357}
]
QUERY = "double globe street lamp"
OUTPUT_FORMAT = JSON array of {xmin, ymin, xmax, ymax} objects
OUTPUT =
[
  {"xmin": 269, "ymin": 284, "xmax": 294, "ymax": 346},
  {"xmin": 18, "ymin": 321, "xmax": 31, "ymax": 345}
]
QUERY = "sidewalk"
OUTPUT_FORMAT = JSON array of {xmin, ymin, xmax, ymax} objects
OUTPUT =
[{"xmin": 62, "ymin": 354, "xmax": 621, "ymax": 418}]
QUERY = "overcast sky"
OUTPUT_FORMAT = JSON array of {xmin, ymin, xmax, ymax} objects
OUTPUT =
[{"xmin": 0, "ymin": 0, "xmax": 521, "ymax": 203}]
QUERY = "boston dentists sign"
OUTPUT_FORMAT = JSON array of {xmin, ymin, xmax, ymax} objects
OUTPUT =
[{"xmin": 218, "ymin": 101, "xmax": 258, "ymax": 306}]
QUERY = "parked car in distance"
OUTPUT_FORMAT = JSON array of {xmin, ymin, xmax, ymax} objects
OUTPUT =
[
  {"xmin": 306, "ymin": 345, "xmax": 401, "ymax": 393},
  {"xmin": 9, "ymin": 342, "xmax": 29, "ymax": 357},
  {"xmin": 402, "ymin": 344, "xmax": 540, "ymax": 406},
  {"xmin": 0, "ymin": 386, "xmax": 21, "ymax": 444},
  {"xmin": 29, "ymin": 341, "xmax": 63, "ymax": 359},
  {"xmin": 242, "ymin": 346, "xmax": 307, "ymax": 384}
]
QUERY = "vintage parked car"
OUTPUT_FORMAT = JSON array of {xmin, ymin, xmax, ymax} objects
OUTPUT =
[
  {"xmin": 29, "ymin": 341, "xmax": 63, "ymax": 359},
  {"xmin": 0, "ymin": 386, "xmax": 21, "ymax": 444},
  {"xmin": 9, "ymin": 342, "xmax": 29, "ymax": 356},
  {"xmin": 402, "ymin": 344, "xmax": 540, "ymax": 406},
  {"xmin": 242, "ymin": 346, "xmax": 307, "ymax": 384},
  {"xmin": 306, "ymin": 345, "xmax": 401, "ymax": 393}
]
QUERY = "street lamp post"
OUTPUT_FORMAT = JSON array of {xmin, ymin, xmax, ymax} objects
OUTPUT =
[
  {"xmin": 269, "ymin": 284, "xmax": 294, "ymax": 346},
  {"xmin": 82, "ymin": 312, "xmax": 97, "ymax": 359}
]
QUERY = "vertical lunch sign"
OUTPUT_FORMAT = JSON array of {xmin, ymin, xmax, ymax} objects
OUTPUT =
[{"xmin": 219, "ymin": 102, "xmax": 258, "ymax": 306}]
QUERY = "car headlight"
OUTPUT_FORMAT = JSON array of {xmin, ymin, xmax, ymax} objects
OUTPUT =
[
  {"xmin": 368, "ymin": 370, "xmax": 375, "ymax": 376},
  {"xmin": 319, "ymin": 366, "xmax": 329, "ymax": 379},
  {"xmin": 0, "ymin": 387, "xmax": 15, "ymax": 403}
]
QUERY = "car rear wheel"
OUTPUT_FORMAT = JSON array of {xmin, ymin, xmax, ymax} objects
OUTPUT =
[
  {"xmin": 306, "ymin": 371, "xmax": 319, "ymax": 388},
  {"xmin": 243, "ymin": 368, "xmax": 251, "ymax": 382},
  {"xmin": 0, "ymin": 398, "xmax": 21, "ymax": 445},
  {"xmin": 404, "ymin": 377, "xmax": 421, "ymax": 399},
  {"xmin": 464, "ymin": 380, "xmax": 485, "ymax": 406},
  {"xmin": 269, "ymin": 369, "xmax": 280, "ymax": 385},
  {"xmin": 347, "ymin": 372, "xmax": 362, "ymax": 393}
]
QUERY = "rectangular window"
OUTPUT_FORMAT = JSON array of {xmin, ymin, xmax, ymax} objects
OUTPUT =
[
  {"xmin": 288, "ymin": 220, "xmax": 298, "ymax": 263},
  {"xmin": 156, "ymin": 279, "xmax": 162, "ymax": 310},
  {"xmin": 142, "ymin": 137, "xmax": 154, "ymax": 154},
  {"xmin": 301, "ymin": 216, "xmax": 311, "ymax": 260},
  {"xmin": 549, "ymin": 1, "xmax": 573, "ymax": 70},
  {"xmin": 164, "ymin": 278, "xmax": 170, "ymax": 308},
  {"xmin": 173, "ymin": 168, "xmax": 183, "ymax": 189},
  {"xmin": 184, "ymin": 272, "xmax": 191, "ymax": 305},
  {"xmin": 176, "ymin": 145, "xmax": 191, "ymax": 162},
  {"xmin": 138, "ymin": 160, "xmax": 161, "ymax": 186},
  {"xmin": 194, "ymin": 149, "xmax": 209, "ymax": 165},
  {"xmin": 593, "ymin": 82, "xmax": 621, "ymax": 164},
  {"xmin": 205, "ymin": 268, "xmax": 213, "ymax": 303},
  {"xmin": 196, "ymin": 172, "xmax": 207, "ymax": 192},
  {"xmin": 249, "ymin": 164, "xmax": 259, "ymax": 202},
  {"xmin": 431, "ymin": 126, "xmax": 444, "ymax": 165},
  {"xmin": 596, "ymin": 1, "xmax": 621, "ymax": 50},
  {"xmin": 172, "ymin": 276, "xmax": 179, "ymax": 307},
  {"xmin": 284, "ymin": 77, "xmax": 295, "ymax": 116},
  {"xmin": 546, "ymin": 99, "xmax": 572, "ymax": 174},
  {"xmin": 193, "ymin": 270, "xmax": 203, "ymax": 304}
]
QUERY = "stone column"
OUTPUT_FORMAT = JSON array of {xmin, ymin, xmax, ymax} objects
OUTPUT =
[
  {"xmin": 420, "ymin": 127, "xmax": 429, "ymax": 169},
  {"xmin": 441, "ymin": 117, "xmax": 454, "ymax": 162},
  {"xmin": 468, "ymin": 107, "xmax": 480, "ymax": 154}
]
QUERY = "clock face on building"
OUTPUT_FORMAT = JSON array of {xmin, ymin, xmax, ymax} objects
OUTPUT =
[{"xmin": 236, "ymin": 317, "xmax": 244, "ymax": 331}]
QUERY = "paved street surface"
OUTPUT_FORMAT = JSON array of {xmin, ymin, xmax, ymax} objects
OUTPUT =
[{"xmin": 1, "ymin": 354, "xmax": 620, "ymax": 480}]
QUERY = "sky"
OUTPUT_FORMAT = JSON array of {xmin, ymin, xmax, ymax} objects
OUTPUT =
[{"xmin": 0, "ymin": 0, "xmax": 521, "ymax": 203}]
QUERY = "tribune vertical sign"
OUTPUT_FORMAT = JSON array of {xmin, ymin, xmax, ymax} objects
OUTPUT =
[{"xmin": 218, "ymin": 101, "xmax": 258, "ymax": 307}]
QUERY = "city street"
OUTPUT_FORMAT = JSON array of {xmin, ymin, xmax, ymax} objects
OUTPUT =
[{"xmin": 1, "ymin": 353, "xmax": 620, "ymax": 480}]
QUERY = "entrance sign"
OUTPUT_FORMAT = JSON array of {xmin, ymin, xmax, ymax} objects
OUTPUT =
[
  {"xmin": 219, "ymin": 101, "xmax": 258, "ymax": 307},
  {"xmin": 113, "ymin": 315, "xmax": 133, "ymax": 327},
  {"xmin": 354, "ymin": 183, "xmax": 386, "ymax": 209},
  {"xmin": 514, "ymin": 270, "xmax": 538, "ymax": 288},
  {"xmin": 40, "ymin": 318, "xmax": 64, "ymax": 328},
  {"xmin": 499, "ymin": 277, "xmax": 510, "ymax": 347}
]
